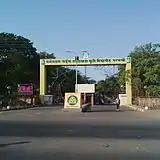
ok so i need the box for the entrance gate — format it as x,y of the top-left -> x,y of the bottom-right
40,57 -> 132,105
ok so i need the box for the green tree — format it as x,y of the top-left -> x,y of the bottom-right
96,76 -> 120,97
118,43 -> 160,97
0,32 -> 94,96
48,66 -> 96,96
0,32 -> 39,92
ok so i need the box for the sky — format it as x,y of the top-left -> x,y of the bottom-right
0,0 -> 160,81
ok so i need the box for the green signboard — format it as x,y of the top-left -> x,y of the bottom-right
42,57 -> 130,65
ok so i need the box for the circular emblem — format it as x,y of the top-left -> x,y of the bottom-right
67,95 -> 78,105
83,53 -> 89,59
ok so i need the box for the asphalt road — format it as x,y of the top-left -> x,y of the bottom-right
0,105 -> 160,160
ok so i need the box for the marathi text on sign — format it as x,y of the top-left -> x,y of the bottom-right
17,84 -> 33,96
42,57 -> 130,65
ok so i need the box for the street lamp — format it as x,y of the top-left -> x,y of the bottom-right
82,51 -> 89,81
66,50 -> 79,92
66,50 -> 89,92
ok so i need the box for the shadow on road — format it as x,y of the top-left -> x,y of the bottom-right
0,141 -> 31,148
0,150 -> 159,160
91,105 -> 133,112
0,120 -> 160,140
91,109 -> 124,112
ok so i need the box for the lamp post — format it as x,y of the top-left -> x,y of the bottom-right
66,51 -> 79,92
75,56 -> 78,92
82,51 -> 89,81
67,50 -> 88,92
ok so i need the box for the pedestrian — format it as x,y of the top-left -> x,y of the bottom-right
116,95 -> 120,111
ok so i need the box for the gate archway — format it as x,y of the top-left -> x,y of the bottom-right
40,57 -> 132,105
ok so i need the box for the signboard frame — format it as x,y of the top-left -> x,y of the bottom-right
75,84 -> 95,93
64,92 -> 81,109
17,84 -> 34,96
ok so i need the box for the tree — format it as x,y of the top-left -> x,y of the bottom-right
39,51 -> 56,59
96,76 -> 120,97
48,66 -> 96,97
0,32 -> 94,97
0,32 -> 39,92
118,43 -> 160,97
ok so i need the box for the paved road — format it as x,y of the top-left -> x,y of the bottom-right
0,105 -> 160,160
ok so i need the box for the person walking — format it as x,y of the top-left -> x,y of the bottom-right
116,95 -> 120,111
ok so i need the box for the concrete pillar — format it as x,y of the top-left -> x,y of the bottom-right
91,94 -> 94,106
40,60 -> 46,104
84,93 -> 86,103
125,60 -> 132,105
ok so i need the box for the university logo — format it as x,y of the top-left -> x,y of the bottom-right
67,95 -> 78,105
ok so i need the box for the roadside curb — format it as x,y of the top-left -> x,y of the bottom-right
0,105 -> 37,112
125,105 -> 148,112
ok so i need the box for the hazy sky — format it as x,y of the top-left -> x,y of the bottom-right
0,0 -> 159,81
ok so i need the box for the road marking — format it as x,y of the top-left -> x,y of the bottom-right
27,114 -> 34,117
68,129 -> 72,132
36,113 -> 40,115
